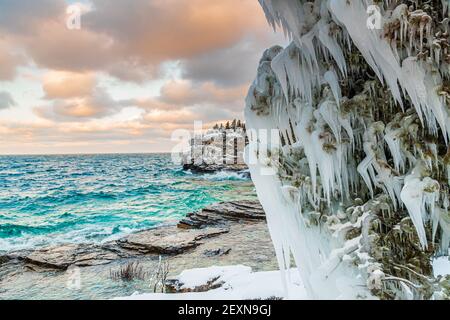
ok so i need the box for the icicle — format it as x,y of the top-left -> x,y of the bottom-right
324,68 -> 342,108
249,0 -> 450,300
400,161 -> 440,249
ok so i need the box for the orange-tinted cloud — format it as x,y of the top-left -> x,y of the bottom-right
35,87 -> 122,121
37,70 -> 122,121
43,71 -> 96,99
0,0 -> 281,153
160,80 -> 247,106
0,41 -> 23,80
85,0 -> 267,63
1,0 -> 271,82
21,21 -> 116,73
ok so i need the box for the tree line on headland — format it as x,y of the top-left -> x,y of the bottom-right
212,119 -> 246,131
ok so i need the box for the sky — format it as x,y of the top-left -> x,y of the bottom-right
0,0 -> 286,155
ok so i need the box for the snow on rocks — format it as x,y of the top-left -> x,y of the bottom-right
114,265 -> 306,300
181,126 -> 248,174
433,256 -> 450,278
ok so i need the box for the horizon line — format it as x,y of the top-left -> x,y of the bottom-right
0,151 -> 173,156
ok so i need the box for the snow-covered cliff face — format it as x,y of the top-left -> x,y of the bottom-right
182,128 -> 247,167
245,0 -> 450,299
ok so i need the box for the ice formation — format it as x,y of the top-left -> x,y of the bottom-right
116,266 -> 307,300
246,0 -> 450,299
180,126 -> 247,167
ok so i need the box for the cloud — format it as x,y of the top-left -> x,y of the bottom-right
35,87 -> 124,121
21,21 -> 116,73
84,0 -> 267,64
43,71 -> 96,99
0,0 -> 65,35
106,60 -> 156,83
0,91 -> 16,109
0,0 -> 271,82
181,36 -> 271,87
118,79 -> 248,117
35,75 -> 245,124
159,80 -> 247,107
143,105 -> 236,127
36,71 -> 126,122
0,0 -> 280,153
120,97 -> 175,112
0,50 -> 19,80
0,41 -> 23,80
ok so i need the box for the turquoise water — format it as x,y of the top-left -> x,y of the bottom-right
0,153 -> 255,252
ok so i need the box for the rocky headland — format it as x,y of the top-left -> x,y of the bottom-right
181,121 -> 249,175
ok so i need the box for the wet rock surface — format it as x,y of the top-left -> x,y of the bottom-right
10,244 -> 127,271
183,163 -> 249,176
0,200 -> 265,273
117,226 -> 229,255
203,248 -> 231,257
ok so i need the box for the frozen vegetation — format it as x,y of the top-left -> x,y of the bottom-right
244,0 -> 450,299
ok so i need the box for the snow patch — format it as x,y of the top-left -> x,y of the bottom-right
433,256 -> 450,278
114,266 -> 307,300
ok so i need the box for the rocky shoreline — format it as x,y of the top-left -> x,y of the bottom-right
0,200 -> 272,276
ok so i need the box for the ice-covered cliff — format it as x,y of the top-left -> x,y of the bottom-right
245,0 -> 450,299
181,123 -> 248,173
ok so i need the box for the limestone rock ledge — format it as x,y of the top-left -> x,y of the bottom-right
178,200 -> 265,229
0,200 -> 264,272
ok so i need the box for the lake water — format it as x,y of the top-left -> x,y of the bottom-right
0,153 -> 256,253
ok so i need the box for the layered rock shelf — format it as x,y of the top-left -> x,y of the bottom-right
0,200 -> 266,273
178,200 -> 265,229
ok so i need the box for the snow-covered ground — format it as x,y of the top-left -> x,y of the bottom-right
114,265 -> 306,300
115,259 -> 449,300
433,257 -> 450,278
